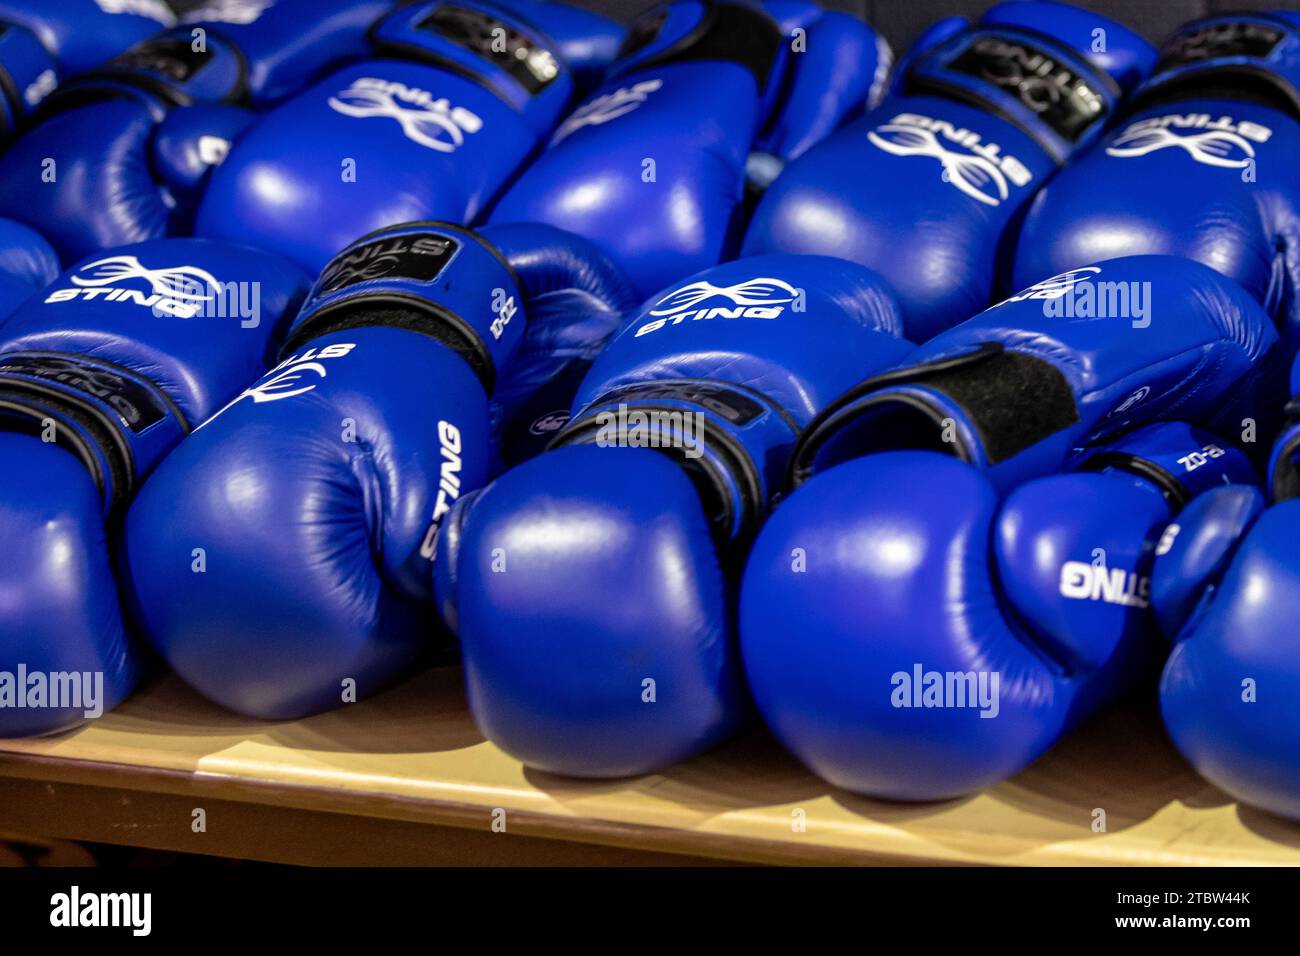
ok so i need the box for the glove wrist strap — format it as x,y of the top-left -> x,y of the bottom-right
0,351 -> 189,516
370,1 -> 570,130
611,2 -> 782,94
906,25 -> 1120,162
48,30 -> 250,113
790,344 -> 1079,488
1136,14 -> 1300,118
283,222 -> 526,395
552,379 -> 792,548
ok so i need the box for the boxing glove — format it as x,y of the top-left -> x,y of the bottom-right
0,0 -> 390,262
1150,341 -> 1300,820
0,218 -> 58,319
791,256 -> 1282,497
1153,484 -> 1300,821
747,423 -> 1252,800
438,255 -> 912,777
737,256 -> 1282,800
486,222 -> 638,471
0,0 -> 175,77
0,239 -> 308,737
0,19 -> 57,143
744,1 -> 1156,341
122,220 -> 634,720
1015,11 -> 1300,354
487,0 -> 891,298
746,1 -> 894,192
195,0 -> 583,274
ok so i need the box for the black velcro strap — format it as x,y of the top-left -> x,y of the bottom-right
789,344 -> 1079,487
902,348 -> 1079,462
281,296 -> 496,395
551,385 -> 768,549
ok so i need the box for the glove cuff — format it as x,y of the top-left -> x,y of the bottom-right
283,221 -> 526,395
610,1 -> 783,94
1269,417 -> 1300,500
553,379 -> 797,547
1075,421 -> 1257,510
1136,13 -> 1300,117
46,28 -> 250,115
0,351 -> 188,516
905,22 -> 1122,162
371,1 -> 573,135
789,343 -> 1078,488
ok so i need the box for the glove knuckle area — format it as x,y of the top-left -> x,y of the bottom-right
456,445 -> 738,777
742,452 -> 1064,798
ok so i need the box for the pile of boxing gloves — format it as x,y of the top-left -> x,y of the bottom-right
0,0 -> 1299,826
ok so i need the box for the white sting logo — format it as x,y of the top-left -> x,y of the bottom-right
552,79 -> 663,143
180,0 -> 273,24
1059,562 -> 1149,607
71,256 -> 218,300
97,0 -> 176,24
996,266 -> 1102,306
237,363 -> 327,404
328,79 -> 484,152
419,420 -> 467,560
649,278 -> 799,314
213,343 -> 356,420
44,256 -> 221,318
868,113 -> 1033,207
1105,114 -> 1272,168
635,277 -> 800,336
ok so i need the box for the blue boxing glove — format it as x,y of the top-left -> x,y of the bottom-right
0,0 -> 391,262
1154,490 -> 1300,822
791,257 -> 1281,495
743,422 -> 1256,800
1149,345 -> 1300,821
1016,11 -> 1300,354
744,1 -> 1156,341
487,0 -> 890,298
1152,471 -> 1300,821
122,221 -> 634,720
0,238 -> 309,737
195,1 -> 588,274
0,0 -> 174,77
484,222 -> 638,472
744,0 -> 893,191
0,18 -> 57,143
437,255 -> 912,778
738,255 -> 1284,800
0,217 -> 58,319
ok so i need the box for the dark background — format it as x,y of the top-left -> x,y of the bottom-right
569,1 -> 1300,55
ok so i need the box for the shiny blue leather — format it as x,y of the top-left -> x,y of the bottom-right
744,1 -> 1157,341
0,238 -> 309,737
122,221 -> 633,720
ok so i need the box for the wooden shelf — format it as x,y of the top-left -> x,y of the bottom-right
2,668 -> 1298,866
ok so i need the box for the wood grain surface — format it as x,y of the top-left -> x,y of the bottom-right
1,668 -> 1298,866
